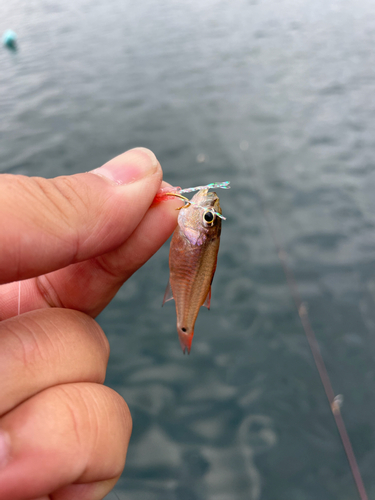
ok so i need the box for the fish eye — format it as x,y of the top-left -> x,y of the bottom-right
203,209 -> 215,225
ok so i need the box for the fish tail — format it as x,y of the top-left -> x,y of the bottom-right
178,327 -> 194,354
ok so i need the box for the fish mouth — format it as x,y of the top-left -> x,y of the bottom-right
178,327 -> 194,354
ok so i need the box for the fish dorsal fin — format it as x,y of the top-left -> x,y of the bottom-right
162,279 -> 174,306
203,287 -> 211,310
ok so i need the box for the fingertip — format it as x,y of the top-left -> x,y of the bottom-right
152,180 -> 185,211
131,147 -> 160,169
90,147 -> 161,186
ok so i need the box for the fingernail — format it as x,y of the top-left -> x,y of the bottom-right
0,429 -> 10,470
90,148 -> 159,185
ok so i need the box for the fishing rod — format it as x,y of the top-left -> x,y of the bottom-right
241,146 -> 368,500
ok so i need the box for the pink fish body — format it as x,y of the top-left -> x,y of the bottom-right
163,188 -> 222,353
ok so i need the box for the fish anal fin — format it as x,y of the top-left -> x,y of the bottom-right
203,287 -> 211,310
162,279 -> 174,306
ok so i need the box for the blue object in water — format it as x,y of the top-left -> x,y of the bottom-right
2,30 -> 17,48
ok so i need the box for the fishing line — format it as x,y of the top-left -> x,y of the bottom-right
242,151 -> 368,500
17,281 -> 21,316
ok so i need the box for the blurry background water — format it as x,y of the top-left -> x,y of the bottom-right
1,0 -> 375,498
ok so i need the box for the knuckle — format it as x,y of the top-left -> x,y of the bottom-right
0,309 -> 109,399
56,384 -> 132,477
42,308 -> 110,381
2,314 -> 54,370
15,176 -> 94,256
2,174 -> 88,231
37,175 -> 90,227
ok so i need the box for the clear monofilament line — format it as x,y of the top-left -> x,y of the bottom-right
18,281 -> 21,316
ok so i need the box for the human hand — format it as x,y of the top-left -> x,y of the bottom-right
0,148 -> 181,500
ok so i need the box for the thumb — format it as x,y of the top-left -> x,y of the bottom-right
0,148 -> 162,284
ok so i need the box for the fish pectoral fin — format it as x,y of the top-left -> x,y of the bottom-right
203,287 -> 211,310
162,279 -> 174,306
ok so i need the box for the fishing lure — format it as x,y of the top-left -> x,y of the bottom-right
161,181 -> 230,353
154,181 -> 230,219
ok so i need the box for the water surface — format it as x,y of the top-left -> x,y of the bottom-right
1,0 -> 375,498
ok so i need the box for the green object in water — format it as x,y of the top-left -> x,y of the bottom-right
2,30 -> 17,48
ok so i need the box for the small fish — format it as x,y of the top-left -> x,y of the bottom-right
163,188 -> 223,354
